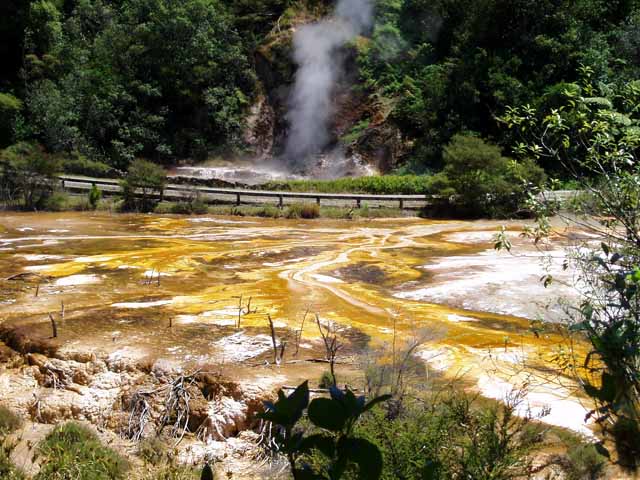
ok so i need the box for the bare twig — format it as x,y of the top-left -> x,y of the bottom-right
48,313 -> 57,338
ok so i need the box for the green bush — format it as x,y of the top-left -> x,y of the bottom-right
88,184 -> 101,210
259,381 -> 390,480
0,142 -> 60,209
35,422 -> 130,480
120,159 -> 167,212
0,406 -> 22,435
562,436 -> 607,480
166,197 -> 209,215
286,203 -> 320,219
261,175 -> 433,195
0,447 -> 25,480
43,191 -> 69,211
61,153 -> 115,178
351,392 -> 547,480
436,134 -> 546,218
318,371 -> 336,388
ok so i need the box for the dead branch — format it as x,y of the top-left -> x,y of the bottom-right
294,308 -> 310,356
267,314 -> 283,365
48,313 -> 58,338
127,391 -> 152,442
315,314 -> 342,386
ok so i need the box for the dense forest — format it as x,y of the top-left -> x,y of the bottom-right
1,0 -> 639,175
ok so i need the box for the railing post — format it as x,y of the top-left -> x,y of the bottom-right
316,197 -> 321,206
236,193 -> 241,206
278,195 -> 283,209
356,198 -> 361,208
399,199 -> 404,209
61,179 -> 65,190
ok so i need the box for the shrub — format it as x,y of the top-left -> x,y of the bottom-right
252,205 -> 282,218
0,446 -> 25,480
0,142 -> 60,209
61,153 -> 115,178
43,191 -> 69,211
35,422 -> 130,480
88,184 -> 101,210
286,203 -> 320,219
352,391 -> 547,480
0,406 -> 22,435
120,159 -> 166,212
437,134 -> 545,218
138,437 -> 167,466
318,371 -> 335,388
261,175 -> 433,195
562,438 -> 607,480
259,381 -> 390,480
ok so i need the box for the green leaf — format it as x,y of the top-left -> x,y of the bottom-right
599,373 -> 616,402
259,381 -> 309,427
340,437 -> 383,480
362,394 -> 392,413
308,398 -> 348,432
299,433 -> 336,458
201,463 -> 214,480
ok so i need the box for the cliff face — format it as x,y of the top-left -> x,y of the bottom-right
242,4 -> 408,174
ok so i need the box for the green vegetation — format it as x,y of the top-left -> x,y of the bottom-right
259,381 -> 391,480
499,74 -> 640,469
0,0 -> 637,217
357,0 -> 640,171
0,142 -> 59,210
285,202 -> 321,219
0,406 -> 22,436
35,422 -> 130,479
120,159 -> 167,212
0,406 -> 25,479
260,381 -> 607,480
262,175 -> 433,195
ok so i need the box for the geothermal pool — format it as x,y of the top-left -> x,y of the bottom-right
0,212 -> 593,436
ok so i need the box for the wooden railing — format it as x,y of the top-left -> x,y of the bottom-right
57,175 -> 436,209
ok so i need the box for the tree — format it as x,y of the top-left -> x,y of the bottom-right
500,69 -> 640,469
434,133 -> 545,217
0,93 -> 22,147
0,142 -> 59,209
120,158 -> 166,212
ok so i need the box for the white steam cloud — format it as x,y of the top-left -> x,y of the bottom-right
283,0 -> 373,165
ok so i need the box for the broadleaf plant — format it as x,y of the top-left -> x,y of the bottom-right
258,381 -> 390,479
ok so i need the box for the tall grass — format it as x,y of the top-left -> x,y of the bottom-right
261,175 -> 435,195
36,422 -> 129,480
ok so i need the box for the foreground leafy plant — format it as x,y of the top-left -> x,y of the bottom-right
259,381 -> 390,479
500,69 -> 640,469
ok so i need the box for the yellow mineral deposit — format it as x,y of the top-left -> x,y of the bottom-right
0,212 -> 593,435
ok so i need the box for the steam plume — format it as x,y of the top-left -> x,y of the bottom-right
283,0 -> 373,166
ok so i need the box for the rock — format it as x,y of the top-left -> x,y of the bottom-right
352,122 -> 406,172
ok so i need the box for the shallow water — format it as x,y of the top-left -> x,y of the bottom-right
0,212 -> 593,434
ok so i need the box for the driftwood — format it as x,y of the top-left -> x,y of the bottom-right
6,272 -> 50,282
125,370 -> 202,446
127,391 -> 153,442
